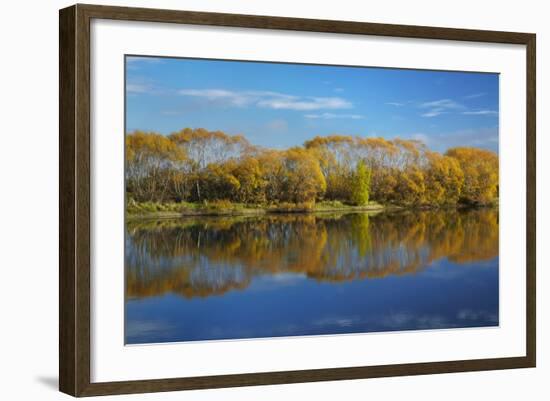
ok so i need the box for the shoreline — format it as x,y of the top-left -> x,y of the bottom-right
126,202 -> 497,221
126,204 -> 388,221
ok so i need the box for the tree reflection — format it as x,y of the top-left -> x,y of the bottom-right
126,209 -> 498,299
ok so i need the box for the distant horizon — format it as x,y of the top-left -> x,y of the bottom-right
126,56 -> 499,153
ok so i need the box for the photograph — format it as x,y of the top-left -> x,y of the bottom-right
124,56 -> 500,345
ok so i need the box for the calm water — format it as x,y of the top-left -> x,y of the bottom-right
125,209 -> 499,344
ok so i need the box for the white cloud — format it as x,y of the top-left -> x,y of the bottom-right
126,56 -> 164,64
411,133 -> 430,143
471,136 -> 499,145
126,83 -> 153,94
178,89 -> 255,106
126,57 -> 165,71
393,127 -> 498,153
434,127 -> 499,151
463,92 -> 486,99
420,99 -> 463,110
304,113 -> 364,120
178,88 -> 353,111
126,76 -> 164,95
419,98 -> 464,118
385,102 -> 405,107
462,110 -> 498,116
260,97 -> 351,111
421,108 -> 447,118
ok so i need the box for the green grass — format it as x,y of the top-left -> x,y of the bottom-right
267,202 -> 315,213
126,200 -> 199,215
126,199 -> 262,218
202,199 -> 246,211
315,200 -> 384,211
126,199 -> 388,218
315,200 -> 345,209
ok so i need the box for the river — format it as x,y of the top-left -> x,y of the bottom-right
125,208 -> 499,344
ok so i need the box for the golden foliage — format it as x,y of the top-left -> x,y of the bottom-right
126,129 -> 498,207
446,147 -> 499,205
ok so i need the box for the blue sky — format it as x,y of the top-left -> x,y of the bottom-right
126,56 -> 499,153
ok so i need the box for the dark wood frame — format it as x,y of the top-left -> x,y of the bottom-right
59,3 -> 536,397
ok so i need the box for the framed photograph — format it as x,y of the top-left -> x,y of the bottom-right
59,4 -> 536,397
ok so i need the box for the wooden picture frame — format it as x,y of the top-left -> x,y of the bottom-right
59,3 -> 536,397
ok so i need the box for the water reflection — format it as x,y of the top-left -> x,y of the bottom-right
126,209 -> 498,297
125,209 -> 499,343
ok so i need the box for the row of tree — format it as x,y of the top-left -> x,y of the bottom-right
126,128 -> 499,206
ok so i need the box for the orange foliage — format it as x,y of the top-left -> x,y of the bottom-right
126,129 -> 498,207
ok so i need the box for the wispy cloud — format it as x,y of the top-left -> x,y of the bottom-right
463,92 -> 486,99
178,89 -> 353,111
411,133 -> 430,143
420,99 -> 463,109
419,99 -> 464,118
421,109 -> 447,118
430,127 -> 498,152
462,110 -> 498,116
126,56 -> 164,64
126,83 -> 153,94
392,127 -> 498,153
387,98 -> 493,118
304,113 -> 364,120
126,57 -> 165,71
260,96 -> 351,111
178,89 -> 255,106
126,76 -> 162,95
471,135 -> 499,145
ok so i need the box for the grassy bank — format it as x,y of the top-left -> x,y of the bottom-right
126,200 -> 388,220
126,199 -> 498,220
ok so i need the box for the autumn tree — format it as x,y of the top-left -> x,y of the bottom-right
393,167 -> 426,206
305,136 -> 430,205
168,128 -> 252,201
424,152 -> 464,206
126,131 -> 185,202
125,129 -> 498,208
198,157 -> 267,203
169,128 -> 252,169
232,156 -> 267,204
279,148 -> 326,203
350,160 -> 372,206
305,135 -> 355,201
257,150 -> 285,203
200,163 -> 241,201
446,147 -> 498,205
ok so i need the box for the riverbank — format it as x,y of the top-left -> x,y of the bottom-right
126,199 -> 498,220
126,200 -> 391,220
